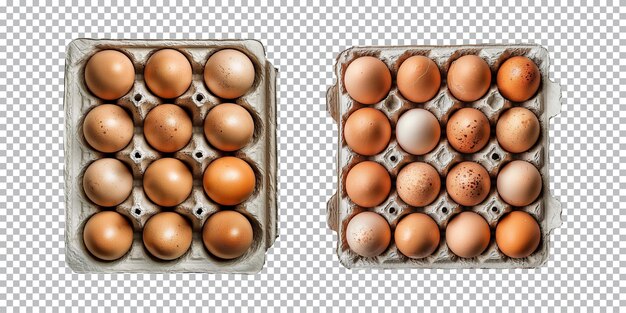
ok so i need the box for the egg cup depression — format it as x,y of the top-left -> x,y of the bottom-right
64,39 -> 277,273
327,44 -> 562,269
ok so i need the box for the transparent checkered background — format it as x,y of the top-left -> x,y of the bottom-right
0,1 -> 624,312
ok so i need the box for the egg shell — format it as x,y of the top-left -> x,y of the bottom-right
495,211 -> 541,258
343,107 -> 391,156
204,49 -> 256,99
202,210 -> 254,259
445,211 -> 491,258
447,55 -> 492,102
84,50 -> 135,100
496,107 -> 540,153
83,211 -> 133,261
82,158 -> 133,207
143,158 -> 193,207
497,56 -> 541,102
82,104 -> 134,153
496,160 -> 542,206
142,212 -> 192,261
143,104 -> 193,153
446,161 -> 491,206
345,161 -> 391,208
343,56 -> 391,104
203,156 -> 256,206
396,55 -> 441,103
396,162 -> 441,207
394,213 -> 440,259
204,103 -> 255,152
446,107 -> 491,153
345,211 -> 391,257
395,108 -> 441,155
144,49 -> 192,99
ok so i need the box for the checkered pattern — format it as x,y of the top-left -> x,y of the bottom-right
0,1 -> 623,312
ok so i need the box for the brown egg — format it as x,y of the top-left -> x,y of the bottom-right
397,55 -> 441,103
445,211 -> 491,258
496,107 -> 540,153
83,158 -> 133,207
446,162 -> 491,206
83,211 -> 133,261
84,50 -> 135,100
446,108 -> 491,153
394,213 -> 440,258
142,212 -> 192,260
396,162 -> 441,207
144,49 -> 192,99
203,157 -> 256,206
143,104 -> 192,153
345,161 -> 391,208
447,55 -> 492,102
202,210 -> 254,259
204,49 -> 256,99
496,211 -> 541,258
343,108 -> 391,156
345,211 -> 391,257
343,56 -> 391,104
82,104 -> 134,153
204,103 -> 254,151
143,158 -> 193,207
497,56 -> 541,102
395,108 -> 441,155
497,160 -> 542,206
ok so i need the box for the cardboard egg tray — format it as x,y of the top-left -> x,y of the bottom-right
64,39 -> 277,273
326,44 -> 562,269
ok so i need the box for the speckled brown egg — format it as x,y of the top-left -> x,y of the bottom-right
447,55 -> 492,102
345,161 -> 391,208
142,212 -> 192,261
84,50 -> 135,100
204,49 -> 256,99
496,107 -> 540,153
497,160 -> 542,206
396,162 -> 441,207
83,211 -> 133,261
397,55 -> 441,103
203,156 -> 256,206
446,162 -> 491,206
343,56 -> 392,104
83,158 -> 133,207
203,210 -> 254,259
445,211 -> 491,258
394,213 -> 440,259
343,108 -> 391,156
144,49 -> 192,99
143,158 -> 193,207
345,211 -> 391,257
143,104 -> 192,153
497,56 -> 541,102
446,108 -> 491,153
82,104 -> 134,153
496,210 -> 541,258
204,103 -> 254,152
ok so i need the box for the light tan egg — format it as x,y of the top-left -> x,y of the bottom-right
203,210 -> 254,259
83,211 -> 133,261
496,107 -> 540,153
144,49 -> 192,99
445,211 -> 491,258
343,56 -> 392,104
343,108 -> 391,156
397,55 -> 441,103
496,160 -> 542,206
204,49 -> 256,99
204,103 -> 254,151
82,158 -> 133,207
447,55 -> 492,102
395,108 -> 441,155
143,158 -> 193,207
446,108 -> 491,153
496,211 -> 541,258
203,157 -> 256,206
142,212 -> 192,261
394,213 -> 440,259
396,162 -> 441,207
345,161 -> 391,208
143,104 -> 193,153
82,104 -> 134,153
345,211 -> 391,257
84,50 -> 135,100
446,162 -> 491,206
497,56 -> 541,102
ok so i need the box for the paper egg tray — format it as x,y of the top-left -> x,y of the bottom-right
64,39 -> 277,273
326,44 -> 563,269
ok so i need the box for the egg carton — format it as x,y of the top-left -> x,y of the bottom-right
326,44 -> 563,269
64,39 -> 277,273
